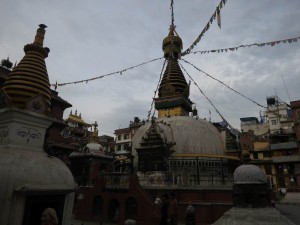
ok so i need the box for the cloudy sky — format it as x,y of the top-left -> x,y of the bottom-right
1,0 -> 299,135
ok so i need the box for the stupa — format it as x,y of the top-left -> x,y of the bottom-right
0,25 -> 75,225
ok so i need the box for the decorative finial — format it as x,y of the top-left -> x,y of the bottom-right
39,24 -> 47,29
162,25 -> 182,59
34,24 -> 47,46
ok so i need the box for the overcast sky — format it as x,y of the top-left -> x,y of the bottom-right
1,0 -> 300,135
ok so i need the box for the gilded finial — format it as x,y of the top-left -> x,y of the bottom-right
34,24 -> 47,46
162,25 -> 182,59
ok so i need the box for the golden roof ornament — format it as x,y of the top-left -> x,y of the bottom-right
155,24 -> 192,116
162,25 -> 183,59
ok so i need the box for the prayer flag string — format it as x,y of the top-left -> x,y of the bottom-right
181,0 -> 228,56
190,36 -> 300,55
52,57 -> 164,87
51,35 -> 299,88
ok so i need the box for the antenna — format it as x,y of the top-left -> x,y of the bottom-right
281,74 -> 291,103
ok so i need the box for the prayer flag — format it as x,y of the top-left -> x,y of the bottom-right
217,7 -> 221,28
220,2 -> 223,9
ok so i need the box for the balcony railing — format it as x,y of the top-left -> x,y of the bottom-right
137,171 -> 233,188
101,171 -> 234,190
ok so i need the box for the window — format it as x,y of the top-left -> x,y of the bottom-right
264,165 -> 272,175
263,151 -> 271,158
253,152 -> 258,159
124,134 -> 129,139
124,144 -> 129,150
117,145 -> 121,151
117,135 -> 122,140
287,164 -> 295,174
271,120 -> 277,125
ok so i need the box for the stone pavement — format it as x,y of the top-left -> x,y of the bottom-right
71,219 -> 185,225
275,192 -> 300,225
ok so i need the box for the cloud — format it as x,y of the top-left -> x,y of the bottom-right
1,0 -> 300,135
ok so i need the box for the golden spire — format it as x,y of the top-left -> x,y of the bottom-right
155,26 -> 192,117
2,24 -> 51,114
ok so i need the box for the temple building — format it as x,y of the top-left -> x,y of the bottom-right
132,25 -> 240,187
74,26 -> 240,225
0,25 -> 75,225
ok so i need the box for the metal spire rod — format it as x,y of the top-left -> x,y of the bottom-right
170,0 -> 175,26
